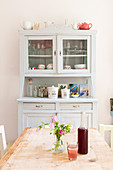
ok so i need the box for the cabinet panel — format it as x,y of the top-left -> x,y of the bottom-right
59,113 -> 91,128
58,36 -> 90,74
23,103 -> 56,110
24,113 -> 55,128
25,36 -> 56,74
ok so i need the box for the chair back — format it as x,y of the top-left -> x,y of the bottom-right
99,124 -> 113,151
0,125 -> 7,158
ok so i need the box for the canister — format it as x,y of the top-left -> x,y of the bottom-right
47,86 -> 58,99
61,89 -> 70,99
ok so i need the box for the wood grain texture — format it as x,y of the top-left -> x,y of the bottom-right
0,128 -> 113,170
0,127 -> 30,168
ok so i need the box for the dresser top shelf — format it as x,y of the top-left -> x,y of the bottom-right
17,97 -> 98,103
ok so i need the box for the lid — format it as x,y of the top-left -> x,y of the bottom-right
28,78 -> 32,82
47,85 -> 58,89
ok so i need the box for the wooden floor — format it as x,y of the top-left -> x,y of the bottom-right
0,127 -> 113,170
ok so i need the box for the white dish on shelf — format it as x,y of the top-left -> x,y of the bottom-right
71,95 -> 79,98
64,65 -> 71,69
38,64 -> 45,69
74,64 -> 86,69
47,64 -> 53,69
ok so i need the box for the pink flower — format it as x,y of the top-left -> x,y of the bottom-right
58,130 -> 65,135
70,125 -> 75,132
61,121 -> 66,125
49,123 -> 55,129
36,127 -> 39,132
51,115 -> 58,122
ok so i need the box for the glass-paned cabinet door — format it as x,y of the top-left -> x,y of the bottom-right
59,36 -> 90,73
25,36 -> 56,73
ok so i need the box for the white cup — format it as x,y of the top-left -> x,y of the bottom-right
72,23 -> 78,30
61,89 -> 70,99
22,21 -> 33,30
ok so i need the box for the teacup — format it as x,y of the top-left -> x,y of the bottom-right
71,23 -> 78,30
22,21 -> 33,30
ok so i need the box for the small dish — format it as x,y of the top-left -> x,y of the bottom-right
64,65 -> 71,69
74,64 -> 86,69
38,64 -> 45,69
71,95 -> 79,98
47,64 -> 53,69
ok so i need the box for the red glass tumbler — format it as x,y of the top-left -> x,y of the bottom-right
67,144 -> 78,160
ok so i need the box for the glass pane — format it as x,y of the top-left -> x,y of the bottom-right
28,40 -> 53,70
63,40 -> 87,70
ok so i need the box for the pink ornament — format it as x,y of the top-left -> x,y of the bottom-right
51,115 -> 58,122
36,127 -> 39,132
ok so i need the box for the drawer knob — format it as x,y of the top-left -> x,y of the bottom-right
73,105 -> 80,108
36,105 -> 41,108
36,105 -> 43,108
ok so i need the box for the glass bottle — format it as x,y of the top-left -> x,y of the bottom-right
40,86 -> 44,98
78,112 -> 88,154
43,83 -> 48,97
38,85 -> 41,97
34,85 -> 37,98
27,79 -> 33,97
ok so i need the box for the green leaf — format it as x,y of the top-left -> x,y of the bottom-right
61,140 -> 63,145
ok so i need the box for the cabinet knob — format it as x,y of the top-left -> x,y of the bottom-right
59,51 -> 61,56
35,105 -> 43,108
73,105 -> 80,108
36,105 -> 41,108
54,51 -> 56,56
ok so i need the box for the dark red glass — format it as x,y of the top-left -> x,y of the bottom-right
78,127 -> 88,154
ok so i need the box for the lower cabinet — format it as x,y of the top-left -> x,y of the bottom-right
18,100 -> 97,135
59,113 -> 91,128
24,113 -> 55,128
23,113 -> 91,129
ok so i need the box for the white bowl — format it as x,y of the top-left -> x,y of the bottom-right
64,65 -> 71,69
74,64 -> 86,69
38,64 -> 45,69
71,95 -> 79,98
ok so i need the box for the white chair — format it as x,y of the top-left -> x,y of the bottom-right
99,124 -> 113,151
0,125 -> 7,158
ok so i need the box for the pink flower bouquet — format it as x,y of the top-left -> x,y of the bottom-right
37,115 -> 71,152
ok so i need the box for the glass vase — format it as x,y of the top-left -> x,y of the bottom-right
52,138 -> 64,153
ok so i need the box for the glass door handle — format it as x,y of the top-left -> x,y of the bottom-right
54,51 -> 56,56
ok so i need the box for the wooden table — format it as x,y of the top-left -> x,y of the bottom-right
0,127 -> 113,170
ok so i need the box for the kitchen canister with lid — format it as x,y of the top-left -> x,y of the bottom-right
47,85 -> 58,99
61,89 -> 70,99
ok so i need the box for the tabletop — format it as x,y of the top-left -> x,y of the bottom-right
0,127 -> 113,170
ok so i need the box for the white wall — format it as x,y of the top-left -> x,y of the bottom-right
0,0 -> 113,142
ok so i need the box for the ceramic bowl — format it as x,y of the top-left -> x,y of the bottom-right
71,95 -> 79,98
47,64 -> 53,69
64,65 -> 71,69
38,64 -> 45,69
74,64 -> 86,69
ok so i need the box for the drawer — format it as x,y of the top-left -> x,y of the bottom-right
23,103 -> 56,110
60,103 -> 92,110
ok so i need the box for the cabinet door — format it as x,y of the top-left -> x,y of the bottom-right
25,36 -> 56,74
59,113 -> 91,128
23,113 -> 55,130
58,36 -> 90,74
